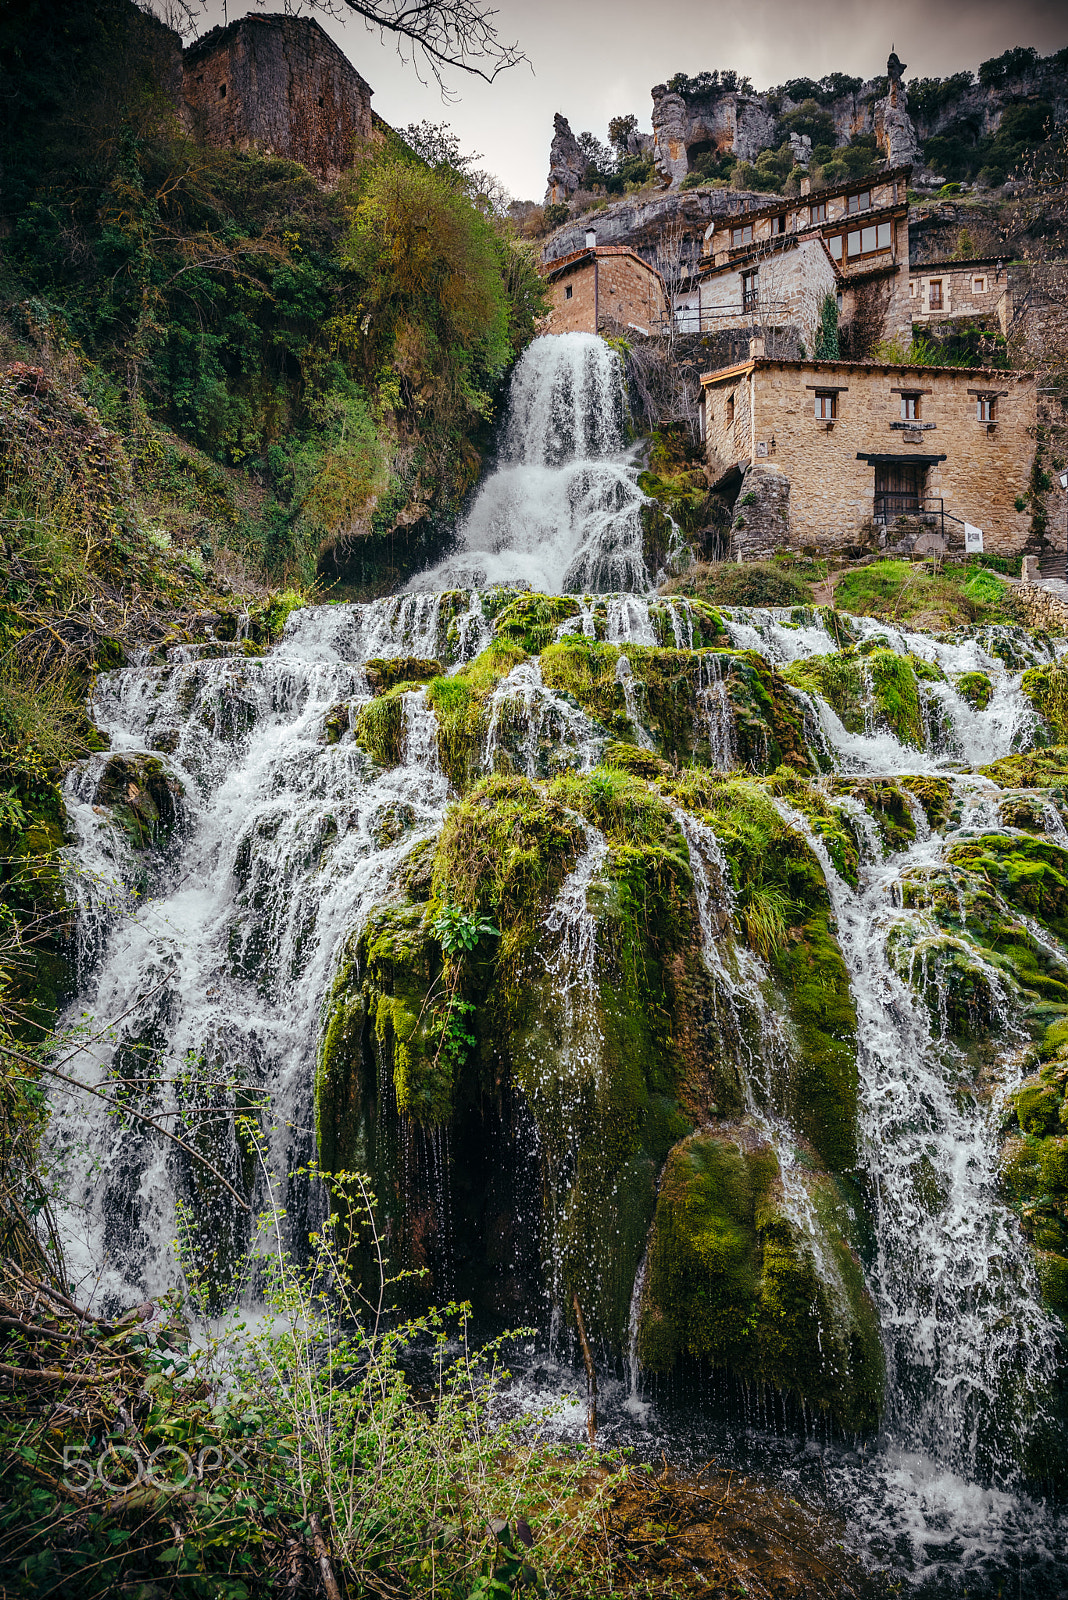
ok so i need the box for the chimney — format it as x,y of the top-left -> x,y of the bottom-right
585,228 -> 597,250
749,336 -> 765,360
800,175 -> 811,196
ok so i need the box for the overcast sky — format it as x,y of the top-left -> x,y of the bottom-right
180,0 -> 1067,200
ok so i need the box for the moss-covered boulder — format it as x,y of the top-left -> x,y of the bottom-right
365,656 -> 441,693
1001,1036 -> 1068,1323
638,1128 -> 883,1432
93,752 -> 184,850
784,646 -> 926,748
1022,662 -> 1068,743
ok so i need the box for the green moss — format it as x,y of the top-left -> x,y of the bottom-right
667,774 -> 858,1172
424,641 -> 529,792
1022,663 -> 1068,743
638,1129 -> 883,1431
785,647 -> 933,748
365,656 -> 441,693
947,834 -> 1068,943
980,748 -> 1068,789
492,593 -> 581,654
829,778 -> 917,856
353,690 -> 406,767
541,636 -> 625,731
955,671 -> 993,710
432,775 -> 584,967
899,775 -> 953,830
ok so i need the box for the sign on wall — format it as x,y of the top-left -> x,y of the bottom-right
964,523 -> 984,553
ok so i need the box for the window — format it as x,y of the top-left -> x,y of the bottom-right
726,394 -> 735,424
910,280 -> 917,297
731,223 -> 753,248
828,221 -> 891,260
900,394 -> 920,421
836,291 -> 844,312
973,275 -> 987,294
564,285 -> 573,300
929,279 -> 943,310
809,201 -> 827,224
847,189 -> 871,214
742,268 -> 759,311
771,214 -> 786,235
977,395 -> 997,421
814,391 -> 837,421
218,82 -> 226,98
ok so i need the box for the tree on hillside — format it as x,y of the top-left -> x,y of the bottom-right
151,0 -> 527,88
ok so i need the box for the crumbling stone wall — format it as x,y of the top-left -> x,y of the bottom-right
730,463 -> 791,558
183,15 -> 373,183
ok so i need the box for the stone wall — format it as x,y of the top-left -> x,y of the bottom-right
183,15 -> 372,183
1012,582 -> 1068,634
702,358 -> 1037,554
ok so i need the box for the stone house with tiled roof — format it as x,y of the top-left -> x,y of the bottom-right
699,351 -> 1036,558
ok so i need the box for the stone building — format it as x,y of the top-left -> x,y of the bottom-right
182,14 -> 374,183
545,242 -> 667,336
684,167 -> 913,351
909,257 -> 1011,328
699,352 -> 1036,556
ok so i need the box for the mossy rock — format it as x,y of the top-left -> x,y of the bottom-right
899,775 -> 953,830
93,752 -> 184,850
980,748 -> 1068,789
638,1128 -> 883,1432
784,647 -> 924,748
886,926 -> 999,1043
1022,662 -> 1068,743
955,671 -> 993,710
648,598 -> 725,650
353,690 -> 406,767
492,593 -> 581,654
828,778 -> 917,856
946,833 -> 1068,943
998,793 -> 1054,834
426,643 -> 529,792
669,774 -> 859,1172
365,656 -> 441,694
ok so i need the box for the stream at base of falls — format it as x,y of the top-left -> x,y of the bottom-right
48,333 -> 1068,1596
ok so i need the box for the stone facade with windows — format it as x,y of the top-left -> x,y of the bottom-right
700,355 -> 1036,557
545,246 -> 667,336
909,258 -> 1010,326
680,167 -> 913,349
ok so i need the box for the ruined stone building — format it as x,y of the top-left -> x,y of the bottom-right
700,353 -> 1036,557
681,167 -> 913,352
544,241 -> 666,336
182,15 -> 375,183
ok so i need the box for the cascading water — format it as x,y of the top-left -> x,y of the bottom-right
51,332 -> 1068,1594
408,332 -> 664,595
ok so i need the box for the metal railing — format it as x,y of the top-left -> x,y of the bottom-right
874,497 -> 967,539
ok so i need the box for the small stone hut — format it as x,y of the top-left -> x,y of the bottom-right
545,243 -> 667,336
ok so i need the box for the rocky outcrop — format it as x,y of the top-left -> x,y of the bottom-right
540,187 -> 771,269
872,52 -> 924,170
651,82 -> 779,188
545,112 -> 588,205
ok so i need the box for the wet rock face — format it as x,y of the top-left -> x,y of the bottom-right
93,753 -> 184,850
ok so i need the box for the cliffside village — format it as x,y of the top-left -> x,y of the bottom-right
144,12 -> 1064,566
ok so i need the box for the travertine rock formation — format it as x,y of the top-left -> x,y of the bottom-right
183,14 -> 373,184
545,113 -> 588,205
872,52 -> 923,169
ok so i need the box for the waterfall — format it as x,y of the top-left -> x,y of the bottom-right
409,333 -> 661,594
